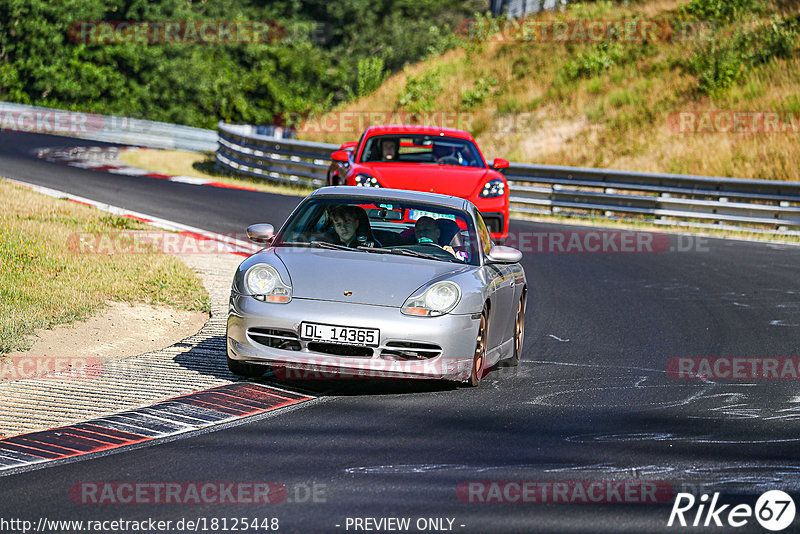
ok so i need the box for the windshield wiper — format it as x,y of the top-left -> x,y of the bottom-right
309,240 -> 355,251
357,246 -> 442,262
277,241 -> 313,247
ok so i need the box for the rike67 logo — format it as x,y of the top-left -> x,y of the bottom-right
668,491 -> 796,531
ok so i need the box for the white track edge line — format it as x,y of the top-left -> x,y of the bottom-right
3,177 -> 260,255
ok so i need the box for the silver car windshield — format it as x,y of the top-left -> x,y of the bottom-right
275,198 -> 480,265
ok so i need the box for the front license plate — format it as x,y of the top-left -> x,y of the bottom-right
300,322 -> 380,347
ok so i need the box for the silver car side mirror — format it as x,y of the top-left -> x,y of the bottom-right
246,223 -> 275,244
486,245 -> 522,263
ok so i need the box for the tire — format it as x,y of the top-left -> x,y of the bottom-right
509,294 -> 526,367
468,310 -> 488,387
227,354 -> 268,378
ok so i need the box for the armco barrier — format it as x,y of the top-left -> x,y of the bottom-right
216,123 -> 334,187
505,163 -> 800,231
0,101 -> 217,152
216,121 -> 800,234
4,101 -> 796,234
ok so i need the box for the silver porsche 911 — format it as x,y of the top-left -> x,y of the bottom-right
226,187 -> 526,386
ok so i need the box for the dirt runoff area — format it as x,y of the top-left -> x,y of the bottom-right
0,251 -> 246,383
3,301 -> 208,371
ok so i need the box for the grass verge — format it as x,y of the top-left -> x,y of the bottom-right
0,180 -> 210,354
118,149 -> 314,197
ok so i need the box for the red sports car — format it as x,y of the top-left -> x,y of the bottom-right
327,125 -> 510,241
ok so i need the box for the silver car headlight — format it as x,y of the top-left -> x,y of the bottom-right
401,281 -> 461,317
355,173 -> 382,187
479,178 -> 505,198
244,264 -> 292,303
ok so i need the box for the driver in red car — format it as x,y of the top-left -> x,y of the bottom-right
432,143 -> 460,165
380,138 -> 399,161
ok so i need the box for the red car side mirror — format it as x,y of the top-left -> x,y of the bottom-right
491,158 -> 510,170
331,150 -> 350,162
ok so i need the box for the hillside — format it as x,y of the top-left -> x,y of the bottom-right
0,0 -> 482,128
298,0 -> 800,180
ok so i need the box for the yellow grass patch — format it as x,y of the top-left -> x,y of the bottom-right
0,180 -> 210,353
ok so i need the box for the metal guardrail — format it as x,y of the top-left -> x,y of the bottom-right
7,101 -> 796,232
216,122 -> 335,187
493,0 -> 561,19
216,121 -> 800,234
505,164 -> 800,231
0,101 -> 217,152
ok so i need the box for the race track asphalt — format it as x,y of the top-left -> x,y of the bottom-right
1,131 -> 799,533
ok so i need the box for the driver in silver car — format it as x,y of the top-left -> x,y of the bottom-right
328,205 -> 381,248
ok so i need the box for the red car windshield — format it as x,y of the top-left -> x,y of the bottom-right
360,134 -> 484,168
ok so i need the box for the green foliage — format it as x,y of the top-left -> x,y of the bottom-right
460,76 -> 498,109
357,57 -> 387,98
780,94 -> 800,114
567,0 -> 615,21
460,11 -> 502,43
740,16 -> 799,64
688,16 -> 798,94
0,0 -> 481,127
397,69 -> 443,112
688,37 -> 744,94
681,0 -> 762,22
511,56 -> 531,80
564,42 -> 624,80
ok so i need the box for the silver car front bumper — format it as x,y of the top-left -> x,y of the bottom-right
227,293 -> 480,381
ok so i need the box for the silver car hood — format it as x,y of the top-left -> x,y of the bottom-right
275,247 -> 469,306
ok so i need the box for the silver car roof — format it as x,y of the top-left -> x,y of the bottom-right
309,186 -> 471,212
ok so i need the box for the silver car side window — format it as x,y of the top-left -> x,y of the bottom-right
475,212 -> 493,256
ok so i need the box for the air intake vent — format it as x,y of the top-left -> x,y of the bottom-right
247,328 -> 301,351
381,341 -> 442,360
307,342 -> 373,358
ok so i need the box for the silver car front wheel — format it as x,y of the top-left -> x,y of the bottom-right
468,310 -> 487,387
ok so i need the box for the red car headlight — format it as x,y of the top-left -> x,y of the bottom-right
355,173 -> 382,187
479,179 -> 506,198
